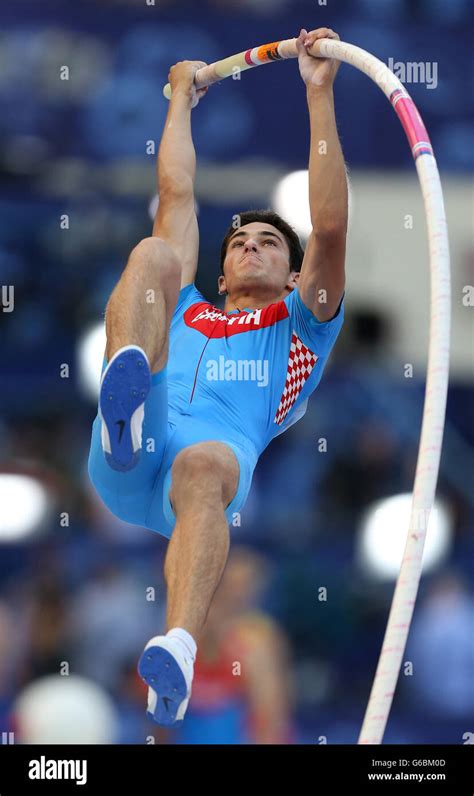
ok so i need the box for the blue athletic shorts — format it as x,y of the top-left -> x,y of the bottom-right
88,361 -> 257,540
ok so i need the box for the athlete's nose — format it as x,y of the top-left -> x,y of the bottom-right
243,239 -> 258,252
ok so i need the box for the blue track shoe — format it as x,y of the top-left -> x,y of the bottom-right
137,636 -> 194,727
99,345 -> 151,472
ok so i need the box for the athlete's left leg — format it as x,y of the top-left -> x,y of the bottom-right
136,440 -> 240,726
164,441 -> 240,640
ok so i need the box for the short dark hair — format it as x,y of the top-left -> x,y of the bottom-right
219,209 -> 304,275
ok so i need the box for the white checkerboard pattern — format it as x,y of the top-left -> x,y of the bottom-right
274,332 -> 318,425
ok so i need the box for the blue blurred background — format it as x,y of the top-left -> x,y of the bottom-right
0,0 -> 473,745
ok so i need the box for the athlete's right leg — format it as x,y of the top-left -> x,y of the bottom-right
88,236 -> 181,505
104,236 -> 181,374
99,236 -> 182,471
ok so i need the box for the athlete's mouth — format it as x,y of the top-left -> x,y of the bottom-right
241,252 -> 261,263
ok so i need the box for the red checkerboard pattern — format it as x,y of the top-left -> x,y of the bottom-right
274,332 -> 318,425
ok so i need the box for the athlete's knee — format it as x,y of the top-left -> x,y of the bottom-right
128,237 -> 181,286
170,442 -> 239,510
171,443 -> 228,488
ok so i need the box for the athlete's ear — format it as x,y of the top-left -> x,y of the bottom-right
287,270 -> 300,290
218,274 -> 227,295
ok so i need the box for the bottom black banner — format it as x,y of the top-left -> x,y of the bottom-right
0,743 -> 472,793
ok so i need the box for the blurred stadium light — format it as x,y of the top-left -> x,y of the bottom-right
14,674 -> 118,744
272,170 -> 312,239
357,493 -> 452,580
272,168 -> 353,239
0,474 -> 52,542
77,322 -> 106,402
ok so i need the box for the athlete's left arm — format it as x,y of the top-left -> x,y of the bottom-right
296,27 -> 348,322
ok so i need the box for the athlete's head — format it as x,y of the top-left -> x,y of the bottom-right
218,209 -> 304,300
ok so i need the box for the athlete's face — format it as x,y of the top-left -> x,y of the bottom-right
218,222 -> 299,299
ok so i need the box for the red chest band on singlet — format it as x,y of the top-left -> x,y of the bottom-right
183,301 -> 288,338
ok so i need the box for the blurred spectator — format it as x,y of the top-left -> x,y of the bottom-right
404,573 -> 474,722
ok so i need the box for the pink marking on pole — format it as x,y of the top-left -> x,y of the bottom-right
244,49 -> 254,66
390,92 -> 433,159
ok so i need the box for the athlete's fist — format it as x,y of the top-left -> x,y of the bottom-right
296,27 -> 341,90
168,60 -> 209,108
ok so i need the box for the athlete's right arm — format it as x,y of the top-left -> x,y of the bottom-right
152,61 -> 208,288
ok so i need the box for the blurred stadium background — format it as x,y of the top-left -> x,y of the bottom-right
0,0 -> 473,744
